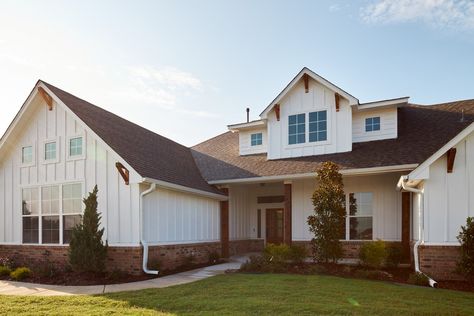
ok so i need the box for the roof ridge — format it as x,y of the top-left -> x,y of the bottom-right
409,98 -> 474,107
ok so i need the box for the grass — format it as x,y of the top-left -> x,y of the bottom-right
1,273 -> 474,315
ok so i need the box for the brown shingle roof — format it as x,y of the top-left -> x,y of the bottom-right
192,100 -> 474,182
41,81 -> 223,195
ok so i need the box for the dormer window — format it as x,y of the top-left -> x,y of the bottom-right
365,117 -> 380,132
251,133 -> 263,146
309,110 -> 327,142
288,114 -> 305,145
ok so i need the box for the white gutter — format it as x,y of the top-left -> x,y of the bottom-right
140,183 -> 158,275
143,177 -> 227,201
397,176 -> 437,288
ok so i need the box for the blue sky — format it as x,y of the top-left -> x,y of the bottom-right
1,0 -> 473,146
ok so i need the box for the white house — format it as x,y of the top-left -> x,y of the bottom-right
0,68 -> 472,280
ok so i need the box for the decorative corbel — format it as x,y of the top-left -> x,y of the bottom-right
115,162 -> 130,185
38,87 -> 53,111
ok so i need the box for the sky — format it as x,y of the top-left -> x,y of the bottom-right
1,0 -> 473,146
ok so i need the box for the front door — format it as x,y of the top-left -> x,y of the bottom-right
266,208 -> 284,244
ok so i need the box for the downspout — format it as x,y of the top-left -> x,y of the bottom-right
398,176 -> 437,288
140,182 -> 158,275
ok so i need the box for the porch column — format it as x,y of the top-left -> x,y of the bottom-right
284,181 -> 292,245
401,192 -> 411,260
220,188 -> 230,258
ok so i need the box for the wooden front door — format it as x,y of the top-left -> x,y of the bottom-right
266,208 -> 284,244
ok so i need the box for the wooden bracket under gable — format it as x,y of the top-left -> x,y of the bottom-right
447,148 -> 457,173
335,93 -> 340,112
303,73 -> 309,93
274,104 -> 280,121
38,87 -> 53,111
115,162 -> 130,185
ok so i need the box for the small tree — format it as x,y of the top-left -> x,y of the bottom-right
68,185 -> 107,273
457,217 -> 474,282
307,161 -> 346,263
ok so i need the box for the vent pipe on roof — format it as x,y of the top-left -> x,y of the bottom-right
246,107 -> 250,122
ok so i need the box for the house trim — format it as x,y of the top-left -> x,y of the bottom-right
143,177 -> 228,201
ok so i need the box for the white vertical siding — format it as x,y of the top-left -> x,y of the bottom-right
142,187 -> 220,244
238,128 -> 268,155
267,79 -> 352,160
0,94 -> 140,245
229,185 -> 251,240
292,173 -> 403,241
352,108 -> 398,143
424,131 -> 474,243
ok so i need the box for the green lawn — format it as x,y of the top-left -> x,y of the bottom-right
1,274 -> 473,315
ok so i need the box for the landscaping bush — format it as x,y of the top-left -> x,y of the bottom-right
0,265 -> 11,277
289,245 -> 308,264
0,257 -> 14,269
69,185 -> 108,273
359,240 -> 388,269
386,244 -> 403,268
241,244 -> 309,273
457,217 -> 474,282
208,251 -> 220,264
408,272 -> 429,286
307,162 -> 346,263
10,267 -> 32,281
240,255 -> 267,272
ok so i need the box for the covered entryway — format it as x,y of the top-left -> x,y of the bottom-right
266,208 -> 284,244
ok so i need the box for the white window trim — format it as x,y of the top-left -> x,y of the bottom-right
285,109 -> 331,149
21,143 -> 36,167
66,134 -> 86,161
42,137 -> 60,164
250,132 -> 263,147
21,182 -> 85,245
342,192 -> 374,242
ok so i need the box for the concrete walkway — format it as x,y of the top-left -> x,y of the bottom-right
0,255 -> 249,296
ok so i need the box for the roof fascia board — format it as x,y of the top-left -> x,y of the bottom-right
408,122 -> 474,180
39,82 -> 143,183
208,164 -> 418,185
228,120 -> 266,131
143,177 -> 228,200
260,68 -> 359,118
356,97 -> 410,111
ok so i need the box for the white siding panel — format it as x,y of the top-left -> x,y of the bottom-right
239,128 -> 268,155
352,108 -> 398,143
143,188 -> 220,244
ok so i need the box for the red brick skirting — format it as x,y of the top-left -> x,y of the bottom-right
418,245 -> 462,280
229,239 -> 265,256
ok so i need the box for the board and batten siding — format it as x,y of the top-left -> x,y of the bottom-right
267,79 -> 352,160
0,94 -> 141,245
352,108 -> 398,143
423,131 -> 474,243
292,173 -> 403,242
142,187 -> 220,244
238,128 -> 267,156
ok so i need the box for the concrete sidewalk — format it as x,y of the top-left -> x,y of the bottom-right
0,255 -> 248,296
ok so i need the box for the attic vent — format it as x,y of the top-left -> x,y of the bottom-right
115,162 -> 130,185
38,87 -> 53,111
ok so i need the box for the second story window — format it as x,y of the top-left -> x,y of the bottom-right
288,113 -> 305,145
69,137 -> 83,157
44,142 -> 56,161
251,133 -> 263,146
22,146 -> 33,164
365,117 -> 380,132
309,110 -> 327,142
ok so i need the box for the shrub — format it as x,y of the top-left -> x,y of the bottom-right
208,251 -> 220,264
289,245 -> 308,264
264,243 -> 291,264
240,255 -> 267,272
68,185 -> 108,273
359,240 -> 388,269
408,272 -> 429,286
457,217 -> 474,281
0,257 -> 14,269
0,265 -> 11,276
386,244 -> 403,268
10,267 -> 32,281
307,162 -> 346,263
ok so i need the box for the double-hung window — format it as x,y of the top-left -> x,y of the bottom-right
44,142 -> 57,161
251,133 -> 263,146
22,183 -> 83,244
288,114 -> 305,145
309,110 -> 327,142
365,117 -> 380,132
347,192 -> 373,240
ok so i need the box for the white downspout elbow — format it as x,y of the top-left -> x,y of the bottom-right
398,176 -> 437,288
140,182 -> 158,275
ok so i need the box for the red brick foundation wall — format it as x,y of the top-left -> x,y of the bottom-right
418,245 -> 462,280
0,244 -> 144,275
147,242 -> 222,271
229,239 -> 265,256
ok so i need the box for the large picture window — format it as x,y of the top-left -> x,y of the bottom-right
288,113 -> 305,145
22,183 -> 83,244
343,192 -> 373,240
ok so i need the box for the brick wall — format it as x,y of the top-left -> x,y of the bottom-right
418,245 -> 462,280
229,239 -> 264,256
